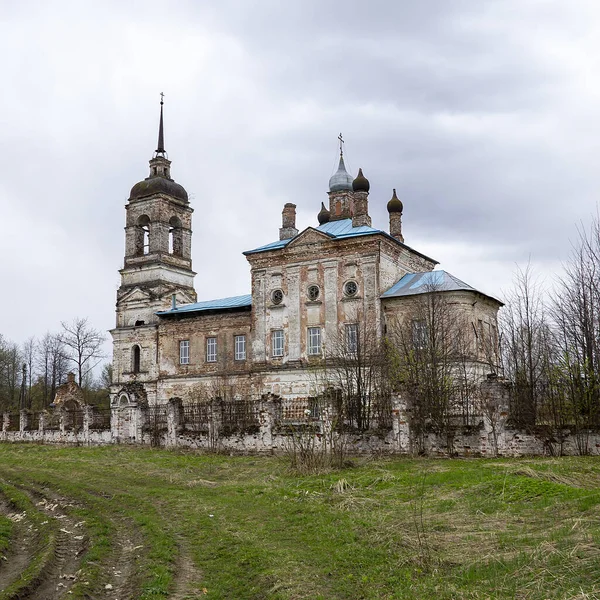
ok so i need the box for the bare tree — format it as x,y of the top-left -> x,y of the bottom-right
37,332 -> 69,407
21,337 -> 36,410
60,318 -> 106,387
99,362 -> 113,389
551,217 -> 600,451
500,263 -> 551,427
323,318 -> 391,432
0,335 -> 22,411
387,285 -> 481,454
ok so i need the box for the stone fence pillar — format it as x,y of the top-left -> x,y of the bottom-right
167,398 -> 183,447
83,405 -> 93,444
39,411 -> 47,436
1,412 -> 7,439
480,376 -> 511,457
20,409 -> 28,433
110,406 -> 119,441
391,395 -> 410,454
258,396 -> 275,452
321,400 -> 334,454
208,399 -> 222,451
59,408 -> 66,434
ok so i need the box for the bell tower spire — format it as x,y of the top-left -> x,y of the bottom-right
115,96 -> 197,330
156,92 -> 166,157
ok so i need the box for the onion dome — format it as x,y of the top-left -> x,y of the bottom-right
352,168 -> 370,192
129,176 -> 188,203
328,155 -> 353,192
317,202 -> 331,225
387,188 -> 403,213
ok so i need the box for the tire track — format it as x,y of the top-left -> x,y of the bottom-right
0,493 -> 43,596
19,491 -> 88,600
168,539 -> 205,599
23,486 -> 146,600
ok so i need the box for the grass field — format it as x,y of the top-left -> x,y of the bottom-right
0,445 -> 599,599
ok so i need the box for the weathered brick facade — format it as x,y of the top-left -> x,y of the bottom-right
110,117 -> 502,411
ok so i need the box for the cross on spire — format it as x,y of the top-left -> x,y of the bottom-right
338,132 -> 344,157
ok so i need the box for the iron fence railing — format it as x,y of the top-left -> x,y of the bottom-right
90,407 -> 112,430
27,411 -> 41,431
181,402 -> 210,433
6,413 -> 20,432
274,398 -> 317,425
64,409 -> 84,432
44,411 -> 60,431
219,399 -> 260,435
143,405 -> 168,432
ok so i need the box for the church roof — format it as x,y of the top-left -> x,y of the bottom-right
243,218 -> 437,263
381,270 -> 502,305
157,294 -> 252,316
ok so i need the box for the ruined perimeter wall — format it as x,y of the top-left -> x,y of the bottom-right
3,382 -> 600,457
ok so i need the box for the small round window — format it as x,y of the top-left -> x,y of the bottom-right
272,289 -> 284,305
307,285 -> 320,301
344,281 -> 358,297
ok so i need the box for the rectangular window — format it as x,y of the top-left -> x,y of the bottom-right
346,323 -> 358,354
206,337 -> 217,362
412,320 -> 427,349
272,330 -> 284,357
307,327 -> 321,355
179,340 -> 189,365
234,335 -> 246,361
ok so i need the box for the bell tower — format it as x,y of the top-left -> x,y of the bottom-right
115,97 -> 197,329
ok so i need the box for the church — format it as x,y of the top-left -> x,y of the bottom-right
110,103 -> 501,408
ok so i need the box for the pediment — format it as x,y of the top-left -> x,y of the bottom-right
118,287 -> 151,305
161,288 -> 196,305
286,227 -> 333,249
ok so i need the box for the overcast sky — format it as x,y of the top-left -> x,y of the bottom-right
2,0 -> 600,358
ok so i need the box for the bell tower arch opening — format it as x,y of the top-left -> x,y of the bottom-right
169,216 -> 183,256
135,215 -> 151,256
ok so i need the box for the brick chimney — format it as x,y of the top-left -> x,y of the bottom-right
387,189 -> 404,242
351,168 -> 371,228
279,203 -> 298,240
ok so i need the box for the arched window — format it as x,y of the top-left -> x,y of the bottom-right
169,216 -> 183,256
132,345 -> 141,374
135,215 -> 151,256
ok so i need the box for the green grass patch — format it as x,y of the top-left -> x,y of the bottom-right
1,446 -> 600,598
0,515 -> 12,557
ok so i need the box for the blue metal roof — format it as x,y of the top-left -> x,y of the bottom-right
157,294 -> 252,316
243,218 -> 427,256
316,219 -> 381,238
381,270 -> 502,304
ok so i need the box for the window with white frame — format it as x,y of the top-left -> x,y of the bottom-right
307,327 -> 322,355
272,330 -> 284,357
346,323 -> 358,354
412,320 -> 428,349
206,337 -> 217,362
179,340 -> 189,365
234,335 -> 246,361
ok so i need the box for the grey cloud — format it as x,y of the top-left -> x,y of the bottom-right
0,0 -> 598,349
